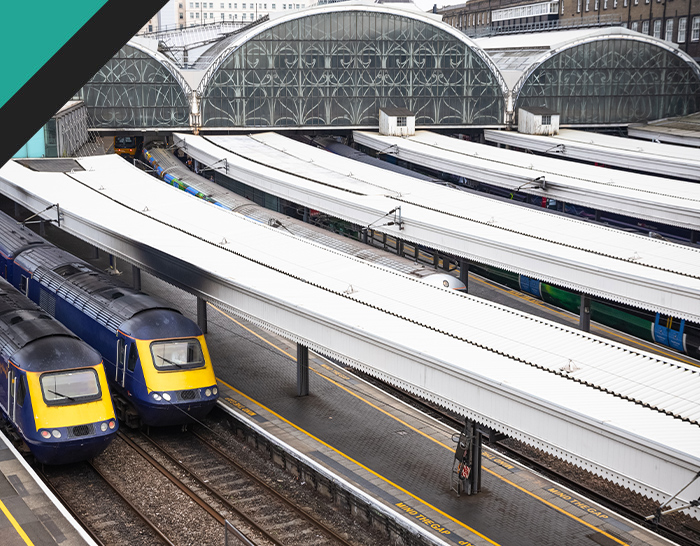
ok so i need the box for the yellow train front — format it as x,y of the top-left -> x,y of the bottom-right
112,308 -> 218,427
0,279 -> 117,465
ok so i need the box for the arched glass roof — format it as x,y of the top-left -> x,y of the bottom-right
78,43 -> 192,129
479,28 -> 700,125
198,4 -> 507,128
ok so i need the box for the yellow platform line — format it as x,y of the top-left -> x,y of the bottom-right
210,304 -> 629,546
0,499 -> 34,545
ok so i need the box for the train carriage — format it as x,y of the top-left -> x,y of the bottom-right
0,212 -> 218,427
0,276 -> 117,464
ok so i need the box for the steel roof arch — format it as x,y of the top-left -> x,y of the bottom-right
510,28 -> 700,116
196,2 -> 509,108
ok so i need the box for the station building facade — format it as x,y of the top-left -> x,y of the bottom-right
438,0 -> 700,61
76,2 -> 700,132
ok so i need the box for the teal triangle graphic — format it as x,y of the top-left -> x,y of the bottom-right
0,1 -> 108,109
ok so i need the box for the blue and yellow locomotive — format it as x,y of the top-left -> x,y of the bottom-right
0,276 -> 117,464
0,211 -> 219,427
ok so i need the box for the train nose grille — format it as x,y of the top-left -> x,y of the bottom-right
68,424 -> 94,438
177,390 -> 200,401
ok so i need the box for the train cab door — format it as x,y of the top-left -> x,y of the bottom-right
7,370 -> 25,432
116,338 -> 127,388
7,368 -> 15,422
653,314 -> 686,352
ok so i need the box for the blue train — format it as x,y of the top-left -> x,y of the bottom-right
0,211 -> 219,427
0,276 -> 117,464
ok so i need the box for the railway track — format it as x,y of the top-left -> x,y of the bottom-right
346,367 -> 700,546
123,425 -> 359,546
39,461 -> 175,546
39,419 -> 377,546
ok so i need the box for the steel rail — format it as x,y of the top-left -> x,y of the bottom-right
117,431 -> 227,525
131,431 -> 281,546
190,428 -> 356,546
86,460 -> 177,546
140,429 -> 354,546
34,466 -> 108,546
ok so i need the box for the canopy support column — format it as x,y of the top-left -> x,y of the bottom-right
580,294 -> 591,332
297,344 -> 309,396
197,297 -> 208,334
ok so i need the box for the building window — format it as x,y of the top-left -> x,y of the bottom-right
585,0 -> 590,11
179,12 -> 183,18
642,20 -> 649,34
692,16 -> 700,41
396,116 -> 407,127
678,17 -> 687,42
242,12 -> 246,18
210,2 -> 213,6
577,0 -> 581,12
594,0 -> 599,9
613,0 -> 617,7
220,2 -> 224,6
653,19 -> 661,38
631,21 -> 638,31
541,115 -> 551,125
665,18 -> 674,41
623,0 -> 627,6
196,11 -> 200,17
603,0 -> 607,9
272,3 -> 275,7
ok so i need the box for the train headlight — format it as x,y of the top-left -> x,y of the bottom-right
51,430 -> 61,439
205,388 -> 212,397
41,430 -> 51,439
213,387 -> 218,395
109,420 -> 116,429
162,393 -> 172,401
100,422 -> 108,432
152,393 -> 162,401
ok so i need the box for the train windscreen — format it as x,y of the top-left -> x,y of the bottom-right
40,369 -> 101,405
150,339 -> 204,370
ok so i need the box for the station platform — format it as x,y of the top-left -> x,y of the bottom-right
200,301 -> 676,546
0,432 -> 94,546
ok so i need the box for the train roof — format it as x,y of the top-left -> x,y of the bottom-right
8,230 -> 182,333
0,280 -> 101,371
11,336 -> 103,372
0,216 -> 46,260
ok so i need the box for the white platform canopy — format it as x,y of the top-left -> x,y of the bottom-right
353,130 -> 700,233
483,128 -> 700,182
0,155 -> 699,517
175,132 -> 700,323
